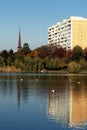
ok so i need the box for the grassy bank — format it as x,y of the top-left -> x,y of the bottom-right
0,66 -> 87,74
0,66 -> 21,73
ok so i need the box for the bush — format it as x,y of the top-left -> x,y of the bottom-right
79,58 -> 87,69
68,61 -> 81,73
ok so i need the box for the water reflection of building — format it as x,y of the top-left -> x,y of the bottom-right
69,82 -> 87,127
47,85 -> 70,125
47,77 -> 87,128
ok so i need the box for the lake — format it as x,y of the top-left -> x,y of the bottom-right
0,73 -> 87,130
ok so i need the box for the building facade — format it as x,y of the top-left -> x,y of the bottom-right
48,16 -> 87,50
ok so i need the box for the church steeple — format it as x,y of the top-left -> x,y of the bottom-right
17,28 -> 22,51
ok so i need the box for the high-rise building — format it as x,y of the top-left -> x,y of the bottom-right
17,29 -> 22,51
48,16 -> 87,50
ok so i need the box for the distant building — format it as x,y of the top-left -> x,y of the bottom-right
48,16 -> 87,50
17,29 -> 22,51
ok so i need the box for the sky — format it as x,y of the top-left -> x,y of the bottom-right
0,0 -> 87,51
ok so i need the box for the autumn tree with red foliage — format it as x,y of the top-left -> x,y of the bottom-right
28,47 -> 48,58
83,47 -> 87,60
52,47 -> 66,58
66,50 -> 74,61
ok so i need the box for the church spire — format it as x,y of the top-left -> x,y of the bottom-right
17,28 -> 22,51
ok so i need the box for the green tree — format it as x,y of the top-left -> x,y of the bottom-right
37,59 -> 43,72
73,45 -> 83,61
0,56 -> 5,67
7,57 -> 12,66
43,57 -> 60,70
79,58 -> 87,69
43,57 -> 50,69
21,43 -> 31,55
23,56 -> 33,72
33,57 -> 41,72
0,50 -> 8,65
14,59 -> 23,70
8,49 -> 14,56
68,61 -> 81,73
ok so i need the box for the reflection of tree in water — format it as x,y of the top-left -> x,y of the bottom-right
0,74 -> 31,108
0,75 -> 15,96
16,76 -> 31,107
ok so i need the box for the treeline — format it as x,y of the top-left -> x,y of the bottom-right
0,44 -> 87,73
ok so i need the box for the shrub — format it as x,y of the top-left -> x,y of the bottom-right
68,61 -> 81,73
79,58 -> 87,69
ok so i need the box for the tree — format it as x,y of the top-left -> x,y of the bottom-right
0,56 -> 5,67
0,50 -> 8,65
43,57 -> 60,70
14,59 -> 23,69
43,57 -> 50,69
21,43 -> 31,55
8,49 -> 14,56
52,47 -> 66,58
68,61 -> 81,73
66,50 -> 74,61
33,57 -> 42,72
7,57 -> 12,66
73,45 -> 83,61
83,47 -> 87,60
23,56 -> 33,72
79,58 -> 87,69
1,50 -> 8,58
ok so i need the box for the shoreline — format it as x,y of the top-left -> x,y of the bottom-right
0,66 -> 87,75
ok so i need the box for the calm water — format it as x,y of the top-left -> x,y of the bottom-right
0,73 -> 87,130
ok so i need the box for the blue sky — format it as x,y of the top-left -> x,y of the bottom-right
0,0 -> 87,50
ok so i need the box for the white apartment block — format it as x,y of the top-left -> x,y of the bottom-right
48,16 -> 87,50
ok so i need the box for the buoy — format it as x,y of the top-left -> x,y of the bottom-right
77,81 -> 80,84
20,79 -> 23,81
36,78 -> 38,82
69,78 -> 71,82
52,89 -> 55,93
